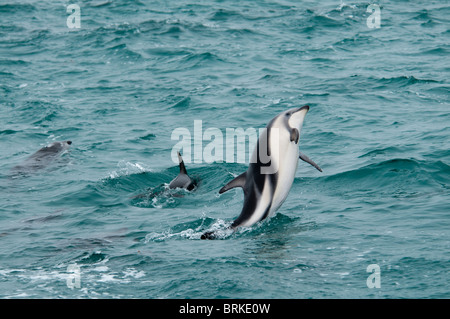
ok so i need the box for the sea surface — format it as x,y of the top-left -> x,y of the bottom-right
0,0 -> 449,299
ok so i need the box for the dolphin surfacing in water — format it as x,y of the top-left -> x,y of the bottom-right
169,151 -> 196,191
201,106 -> 322,239
131,152 -> 196,200
11,140 -> 72,176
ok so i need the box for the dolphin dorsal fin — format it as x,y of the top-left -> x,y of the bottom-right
219,172 -> 247,194
177,151 -> 187,175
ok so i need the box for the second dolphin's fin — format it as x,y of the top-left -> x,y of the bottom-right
177,151 -> 187,175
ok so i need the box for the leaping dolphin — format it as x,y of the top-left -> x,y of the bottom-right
201,106 -> 322,239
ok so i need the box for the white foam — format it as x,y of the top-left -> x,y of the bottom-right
123,268 -> 145,279
108,161 -> 152,179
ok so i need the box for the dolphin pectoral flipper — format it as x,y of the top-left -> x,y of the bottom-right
299,152 -> 323,172
290,128 -> 299,143
219,172 -> 247,194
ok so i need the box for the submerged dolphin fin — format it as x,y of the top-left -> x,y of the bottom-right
299,152 -> 323,172
219,172 -> 247,194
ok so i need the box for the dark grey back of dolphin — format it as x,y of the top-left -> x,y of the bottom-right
11,141 -> 72,175
168,152 -> 196,191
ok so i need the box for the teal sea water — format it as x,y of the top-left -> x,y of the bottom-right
0,0 -> 449,298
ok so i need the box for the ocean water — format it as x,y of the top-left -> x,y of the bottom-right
0,0 -> 449,299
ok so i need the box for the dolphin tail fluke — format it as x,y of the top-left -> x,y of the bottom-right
299,152 -> 322,172
219,172 -> 247,194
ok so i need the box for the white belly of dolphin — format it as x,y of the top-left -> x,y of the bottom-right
269,140 -> 299,217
